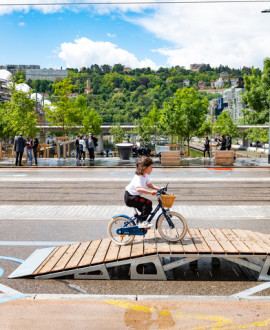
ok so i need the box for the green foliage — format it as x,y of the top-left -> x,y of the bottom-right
159,87 -> 209,154
109,123 -> 126,144
246,127 -> 268,146
45,78 -> 80,136
242,57 -> 270,124
132,118 -> 153,145
213,111 -> 239,137
3,86 -> 39,138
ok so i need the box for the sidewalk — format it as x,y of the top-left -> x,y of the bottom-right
1,295 -> 270,329
0,205 -> 269,221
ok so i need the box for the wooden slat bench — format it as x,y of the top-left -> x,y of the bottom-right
9,228 -> 270,281
215,150 -> 234,166
161,151 -> 181,166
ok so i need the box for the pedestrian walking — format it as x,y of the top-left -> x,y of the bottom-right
27,137 -> 33,162
86,132 -> 96,162
75,135 -> 80,162
32,137 -> 39,166
13,133 -> 27,166
226,134 -> 232,150
203,136 -> 210,158
78,135 -> 86,165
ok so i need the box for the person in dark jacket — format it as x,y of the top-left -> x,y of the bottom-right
32,137 -> 39,166
226,134 -> 232,150
14,133 -> 27,166
218,135 -> 226,150
203,136 -> 210,158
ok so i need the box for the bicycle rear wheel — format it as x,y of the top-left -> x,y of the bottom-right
157,211 -> 187,242
107,216 -> 135,246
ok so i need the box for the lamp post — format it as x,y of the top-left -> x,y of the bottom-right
262,9 -> 270,163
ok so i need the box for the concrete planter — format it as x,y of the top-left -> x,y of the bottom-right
116,143 -> 133,160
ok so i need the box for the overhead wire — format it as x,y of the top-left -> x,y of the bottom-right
1,0 -> 270,5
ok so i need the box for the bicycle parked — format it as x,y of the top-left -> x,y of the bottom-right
107,185 -> 187,246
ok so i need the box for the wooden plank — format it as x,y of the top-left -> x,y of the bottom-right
166,228 -> 185,254
232,229 -> 266,255
33,247 -> 59,275
199,229 -> 224,254
52,243 -> 81,272
252,231 -> 270,248
37,245 -> 70,274
181,229 -> 198,254
118,243 -> 132,260
143,229 -> 157,255
210,229 -> 239,254
155,230 -> 171,254
189,228 -> 211,254
65,241 -> 92,269
104,241 -> 121,262
78,239 -> 101,267
244,230 -> 270,255
91,238 -> 111,265
130,235 -> 144,258
221,229 -> 252,254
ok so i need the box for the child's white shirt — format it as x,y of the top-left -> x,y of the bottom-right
125,174 -> 150,196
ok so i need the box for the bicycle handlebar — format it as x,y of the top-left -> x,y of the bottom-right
156,183 -> 168,196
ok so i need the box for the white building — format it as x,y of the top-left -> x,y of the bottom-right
215,77 -> 224,89
222,86 -> 246,123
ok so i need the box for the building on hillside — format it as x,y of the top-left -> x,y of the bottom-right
123,67 -> 131,73
199,88 -> 224,94
1,65 -> 40,75
222,84 -> 246,123
25,68 -> 68,82
215,77 -> 224,89
198,81 -> 206,89
230,78 -> 238,86
208,99 -> 218,117
220,71 -> 229,78
190,64 -> 205,72
85,78 -> 93,94
183,79 -> 190,86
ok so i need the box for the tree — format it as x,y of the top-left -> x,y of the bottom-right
44,78 -> 80,136
242,57 -> 270,124
109,123 -> 125,144
82,108 -> 103,136
213,111 -> 239,137
4,86 -> 38,138
159,87 -> 209,155
132,118 -> 153,145
246,127 -> 268,152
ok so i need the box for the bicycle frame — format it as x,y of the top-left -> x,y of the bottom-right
114,192 -> 175,236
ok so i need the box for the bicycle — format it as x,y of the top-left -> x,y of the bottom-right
107,185 -> 188,246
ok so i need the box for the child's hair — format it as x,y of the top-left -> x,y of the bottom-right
135,157 -> 153,175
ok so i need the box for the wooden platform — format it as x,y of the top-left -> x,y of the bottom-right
215,150 -> 234,166
9,228 -> 270,281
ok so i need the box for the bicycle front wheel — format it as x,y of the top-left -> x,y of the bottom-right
157,211 -> 187,242
107,216 -> 135,246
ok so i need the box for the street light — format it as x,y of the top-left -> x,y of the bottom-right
261,9 -> 270,163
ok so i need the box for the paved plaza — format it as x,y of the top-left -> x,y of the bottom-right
0,166 -> 270,328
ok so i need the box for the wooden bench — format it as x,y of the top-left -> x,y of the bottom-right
161,151 -> 181,166
215,150 -> 234,166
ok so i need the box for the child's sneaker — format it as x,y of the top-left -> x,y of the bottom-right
138,221 -> 153,228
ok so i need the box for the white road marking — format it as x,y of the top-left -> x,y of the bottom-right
231,282 -> 270,298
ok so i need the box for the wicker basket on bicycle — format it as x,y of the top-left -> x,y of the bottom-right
161,193 -> 176,208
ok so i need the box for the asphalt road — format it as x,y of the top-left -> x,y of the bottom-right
0,167 -> 270,299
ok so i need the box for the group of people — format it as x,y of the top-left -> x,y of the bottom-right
75,133 -> 98,165
13,133 -> 39,166
203,134 -> 232,158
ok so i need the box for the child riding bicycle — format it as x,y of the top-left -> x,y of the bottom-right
124,157 -> 161,229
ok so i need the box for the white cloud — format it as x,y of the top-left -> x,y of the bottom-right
58,37 -> 158,69
18,22 -> 25,26
132,2 -> 270,69
107,33 -> 116,38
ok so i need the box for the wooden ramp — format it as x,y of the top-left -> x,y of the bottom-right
9,228 -> 270,281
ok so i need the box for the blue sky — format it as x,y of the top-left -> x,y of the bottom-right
1,1 -> 270,70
